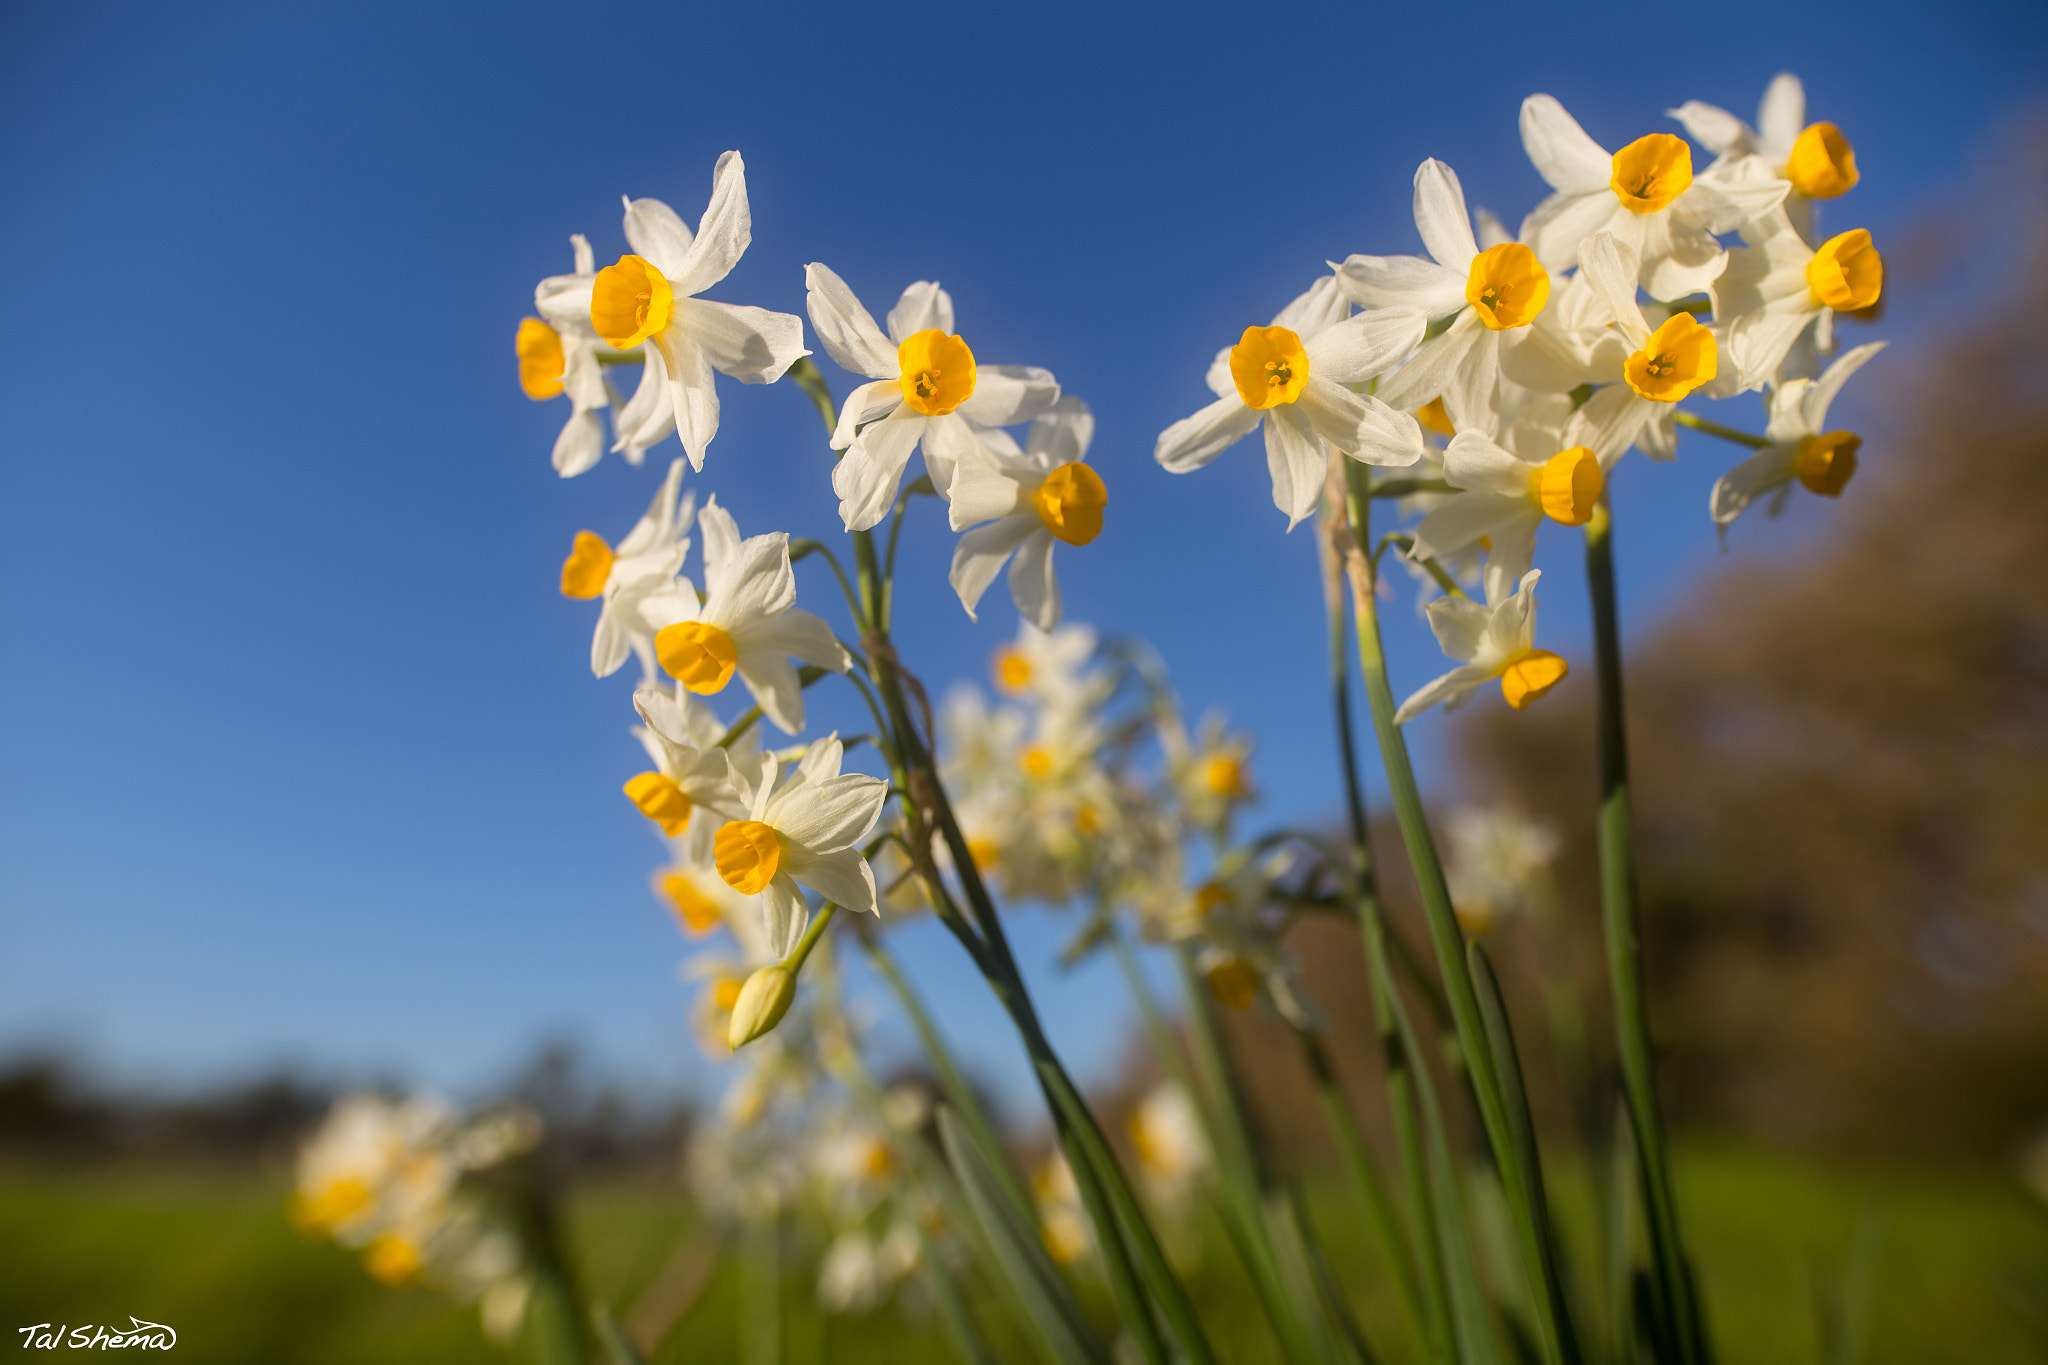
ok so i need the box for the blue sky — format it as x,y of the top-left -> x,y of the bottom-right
2,0 -> 2043,1117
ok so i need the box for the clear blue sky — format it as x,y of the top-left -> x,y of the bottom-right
2,0 -> 2043,1115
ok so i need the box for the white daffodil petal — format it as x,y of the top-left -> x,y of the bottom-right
1520,190 -> 1622,275
785,846 -> 879,919
1666,101 -> 1749,156
1805,342 -> 1887,430
774,773 -> 888,854
1304,306 -> 1431,385
1007,529 -> 1061,631
1709,446 -> 1797,525
1443,430 -> 1534,494
1332,255 -> 1468,315
1394,664 -> 1492,726
621,196 -> 694,279
1373,312 -> 1483,414
1414,159 -> 1480,269
1423,592 -> 1493,661
552,408 -> 605,478
1521,95 -> 1611,193
1562,384 -> 1655,468
1025,395 -> 1094,468
947,450 -> 1027,531
1272,275 -> 1353,336
956,365 -> 1060,427
1263,404 -> 1327,527
1413,492 -> 1531,563
834,411 -> 926,531
761,874 -> 810,959
1156,395 -> 1261,473
736,652 -> 808,735
536,272 -> 596,330
671,150 -> 751,298
885,281 -> 954,344
831,379 -> 905,451
749,607 -> 851,672
804,263 -> 899,379
655,330 -> 719,471
1758,73 -> 1806,154
679,298 -> 808,385
950,516 -> 1040,618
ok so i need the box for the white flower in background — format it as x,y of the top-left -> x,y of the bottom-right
621,683 -> 747,864
557,458 -> 697,679
947,396 -> 1106,630
804,265 -> 1060,530
1159,710 -> 1256,836
1443,805 -> 1561,936
714,734 -> 889,956
1563,233 -> 1720,466
1411,432 -> 1603,603
1155,278 -> 1427,527
522,234 -> 621,477
1035,1151 -> 1092,1267
646,499 -> 850,734
1518,94 -> 1788,299
1336,160 -> 1553,436
1710,341 -> 1885,528
988,621 -> 1113,719
1179,850 -> 1319,1028
654,859 -> 753,939
1129,1083 -> 1209,1198
550,152 -> 809,470
1393,570 -> 1568,724
1711,210 -> 1884,388
817,1223 -> 921,1315
1668,72 -> 1859,240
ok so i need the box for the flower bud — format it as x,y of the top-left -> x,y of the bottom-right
728,965 -> 797,1051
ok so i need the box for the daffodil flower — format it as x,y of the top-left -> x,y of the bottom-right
1155,277 -> 1428,527
644,499 -> 850,735
622,682 -> 749,865
1518,94 -> 1788,300
1335,160 -> 1553,436
946,396 -> 1106,630
555,153 -> 809,471
1668,72 -> 1859,242
524,234 -> 617,477
1393,570 -> 1568,724
1411,433 -> 1604,603
804,265 -> 1060,531
1712,209 -> 1883,389
556,458 -> 697,679
1562,233 -> 1721,466
1710,341 -> 1884,527
714,734 -> 889,956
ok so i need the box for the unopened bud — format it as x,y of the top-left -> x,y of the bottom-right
728,965 -> 797,1051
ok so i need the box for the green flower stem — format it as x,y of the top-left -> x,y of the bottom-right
1369,477 -> 1457,498
1673,411 -> 1770,449
781,901 -> 836,973
1584,501 -> 1705,1365
1342,461 -> 1581,1365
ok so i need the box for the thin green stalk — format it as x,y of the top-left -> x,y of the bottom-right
1672,411 -> 1769,449
790,537 -> 865,625
1584,501 -> 1704,1365
1342,462 -> 1581,1365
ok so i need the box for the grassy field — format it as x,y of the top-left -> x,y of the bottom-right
1,1145 -> 2043,1363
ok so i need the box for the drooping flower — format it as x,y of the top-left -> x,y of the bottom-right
1410,433 -> 1603,602
804,265 -> 1060,530
557,458 -> 698,679
946,396 -> 1106,630
1518,94 -> 1788,299
1336,160 -> 1552,436
646,499 -> 850,734
523,234 -> 620,477
554,153 -> 809,471
1712,210 -> 1883,388
1155,277 -> 1428,526
714,734 -> 889,956
622,682 -> 748,866
1393,570 -> 1568,724
1668,72 -> 1860,238
1709,341 -> 1885,527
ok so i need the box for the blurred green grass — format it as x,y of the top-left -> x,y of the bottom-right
2,1146 -> 2043,1363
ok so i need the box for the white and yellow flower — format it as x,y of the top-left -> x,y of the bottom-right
646,499 -> 850,734
1393,570 -> 1568,724
714,734 -> 889,956
621,683 -> 748,865
554,153 -> 809,471
1710,341 -> 1885,527
1562,233 -> 1721,466
1711,209 -> 1883,388
1443,805 -> 1560,937
946,396 -> 1106,630
1410,432 -> 1603,603
524,234 -> 620,477
1668,72 -> 1859,241
1518,94 -> 1788,299
557,458 -> 697,679
1337,160 -> 1553,436
804,266 -> 1060,530
1156,278 -> 1427,527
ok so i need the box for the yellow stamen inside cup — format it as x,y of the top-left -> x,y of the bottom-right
993,646 -> 1033,693
1623,313 -> 1717,402
1201,755 -> 1247,797
364,1236 -> 422,1287
656,621 -> 739,694
1228,325 -> 1310,409
590,254 -> 674,350
1034,463 -> 1107,545
1207,959 -> 1260,1009
897,329 -> 977,415
516,318 -> 565,399
1807,230 -> 1882,312
560,531 -> 614,598
1534,446 -> 1602,526
1793,431 -> 1860,496
1786,122 -> 1858,199
1415,397 -> 1455,436
714,820 -> 782,895
624,773 -> 693,837
1465,243 -> 1550,329
663,873 -> 723,935
1020,745 -> 1054,778
1499,650 -> 1569,711
1610,134 -> 1693,213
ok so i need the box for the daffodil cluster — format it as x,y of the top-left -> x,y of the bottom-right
290,1094 -> 541,1343
1157,72 -> 1885,724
